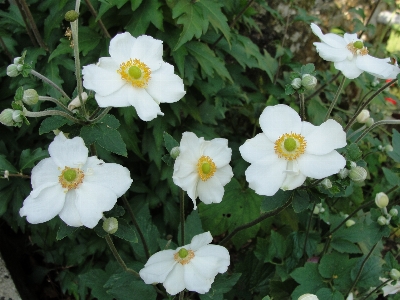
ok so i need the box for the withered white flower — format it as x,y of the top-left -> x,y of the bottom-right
311,23 -> 400,79
172,132 -> 233,209
19,133 -> 132,228
139,232 -> 230,295
82,33 -> 185,121
239,104 -> 346,196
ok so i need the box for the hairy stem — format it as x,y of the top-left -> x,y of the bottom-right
30,70 -> 71,100
105,234 -> 139,277
324,75 -> 346,121
180,189 -> 185,245
83,0 -> 111,38
38,96 -> 70,112
23,109 -> 85,124
355,120 -> 400,143
299,93 -> 306,121
89,107 -> 112,123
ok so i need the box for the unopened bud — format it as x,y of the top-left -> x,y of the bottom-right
68,92 -> 88,111
338,168 -> 349,179
390,208 -> 398,217
375,192 -> 389,208
291,78 -> 302,89
16,64 -> 23,71
102,217 -> 118,234
346,219 -> 355,227
12,110 -> 22,123
365,117 -> 374,127
13,57 -> 22,65
321,178 -> 332,189
65,10 -> 79,22
385,144 -> 394,152
349,166 -> 367,182
356,109 -> 370,123
350,161 -> 357,168
301,74 -> 317,90
170,146 -> 180,159
298,294 -> 319,300
346,292 -> 353,300
3,170 -> 9,179
390,269 -> 400,280
377,215 -> 388,226
313,206 -> 320,214
6,64 -> 19,77
23,89 -> 39,105
0,109 -> 15,126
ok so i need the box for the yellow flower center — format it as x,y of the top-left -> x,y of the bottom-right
274,132 -> 307,160
346,41 -> 368,56
117,58 -> 151,88
197,156 -> 216,181
174,248 -> 195,265
59,167 -> 85,190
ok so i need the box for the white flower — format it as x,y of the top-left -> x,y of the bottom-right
381,277 -> 400,296
239,104 -> 346,196
173,132 -> 233,209
356,109 -> 370,123
298,294 -> 319,300
19,133 -> 132,228
82,33 -> 185,121
311,23 -> 400,79
139,232 -> 230,295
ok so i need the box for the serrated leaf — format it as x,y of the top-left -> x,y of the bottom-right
316,288 -> 344,300
163,131 -> 179,153
350,255 -> 381,289
261,189 -> 293,213
291,263 -> 327,299
48,39 -> 73,62
125,0 -> 163,35
0,155 -> 18,173
113,218 -> 138,243
285,84 -> 296,95
57,223 -> 79,240
300,63 -> 315,75
79,27 -> 102,56
39,115 -> 69,135
79,269 -> 113,300
292,190 -> 310,213
45,61 -> 64,98
346,143 -> 362,161
19,148 -> 49,171
383,167 -> 400,186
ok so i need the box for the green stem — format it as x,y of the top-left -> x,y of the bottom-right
273,9 -> 291,85
105,234 -> 140,277
299,93 -> 306,121
180,189 -> 185,245
302,202 -> 316,257
83,0 -> 111,38
361,278 -> 390,300
23,109 -> 85,124
324,75 -> 346,121
30,70 -> 71,100
219,199 -> 293,246
347,124 -> 366,140
355,120 -> 400,143
89,107 -> 102,119
89,107 -> 112,123
38,96 -> 70,111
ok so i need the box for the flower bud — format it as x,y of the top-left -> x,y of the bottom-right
23,89 -> 39,105
390,269 -> 400,280
13,57 -> 22,65
377,215 -> 388,226
6,64 -> 19,77
0,109 -> 15,126
349,166 -> 367,182
102,217 -> 118,234
385,144 -> 394,152
350,161 -> 357,168
356,109 -> 370,123
313,206 -> 320,214
3,170 -> 9,179
291,78 -> 302,89
12,110 -> 22,123
390,208 -> 398,217
68,92 -> 88,111
346,292 -> 353,300
65,10 -> 79,22
365,117 -> 374,127
321,178 -> 332,189
345,219 -> 355,227
338,168 -> 349,179
375,192 -> 389,208
16,64 -> 23,71
301,74 -> 317,90
298,294 -> 319,300
170,146 -> 180,159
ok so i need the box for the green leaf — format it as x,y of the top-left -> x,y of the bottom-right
48,39 -> 73,62
163,131 -> 179,153
79,269 -> 113,300
383,167 -> 400,186
0,155 -> 18,173
178,210 -> 204,245
300,63 -> 315,75
57,223 -> 79,240
113,218 -> 138,243
307,98 -> 327,125
80,114 -> 127,156
261,189 -> 293,213
162,154 -> 174,166
199,273 -> 241,300
388,129 -> 400,162
45,60 -> 64,98
350,255 -> 381,289
292,190 -> 310,213
316,288 -> 344,300
346,143 -> 362,161
39,115 -> 69,135
331,238 -> 362,254
125,0 -> 163,36
79,27 -> 102,56
199,178 -> 263,248
19,148 -> 49,171
285,84 -> 295,95
291,263 -> 327,299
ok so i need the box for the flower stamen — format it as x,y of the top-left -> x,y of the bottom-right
117,58 -> 151,88
197,156 -> 216,181
174,248 -> 195,265
59,167 -> 84,190
346,42 -> 368,56
274,132 -> 307,160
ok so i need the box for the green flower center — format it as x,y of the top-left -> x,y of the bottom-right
284,137 -> 297,152
197,156 -> 216,181
128,66 -> 142,79
353,41 -> 364,49
178,248 -> 188,258
63,168 -> 77,182
59,167 -> 85,190
201,162 -> 211,174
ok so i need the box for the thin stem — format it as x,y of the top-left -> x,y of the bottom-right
83,0 -> 111,38
305,72 -> 340,101
89,107 -> 112,123
273,9 -> 291,85
361,278 -> 390,300
302,202 -> 316,258
347,125 -> 366,140
121,195 -> 150,259
321,235 -> 331,256
179,291 -> 184,300
219,199 -> 292,246
89,107 -> 102,119
14,0 -> 38,47
324,75 -> 346,121
38,96 -> 70,111
359,0 -> 382,37
30,70 -> 71,100
3,173 -> 30,179
23,109 -> 85,124
105,234 -> 140,277
347,242 -> 379,295
180,189 -> 185,245
344,78 -> 398,132
299,93 -> 306,121
355,120 -> 400,143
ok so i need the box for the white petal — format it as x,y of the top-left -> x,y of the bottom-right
297,151 -> 346,179
139,250 -> 177,284
259,105 -> 302,142
128,88 -> 163,121
334,59 -> 363,79
109,32 -> 137,64
19,184 -> 66,224
131,35 -> 163,71
58,190 -> 83,227
203,138 -> 232,168
197,176 -> 224,205
49,134 -> 88,168
310,23 -> 347,48
245,158 -> 287,196
189,257 -> 222,279
313,42 -> 348,62
83,157 -> 132,197
356,55 -> 398,79
214,165 -> 233,186
382,281 -> 400,296
280,171 -> 307,191
239,133 -> 275,164
178,132 -> 203,162
343,33 -> 359,44
30,158 -> 60,197
194,244 -> 230,273
303,119 -> 346,155
94,84 -> 134,108
74,182 -> 118,228
183,263 -> 213,294
173,172 -> 199,208
82,63 -> 125,97
145,62 -> 185,103
163,264 -> 186,295
173,159 -> 197,179
189,232 -> 212,251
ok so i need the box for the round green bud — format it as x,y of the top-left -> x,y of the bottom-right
23,89 -> 39,105
102,217 -> 118,234
16,64 -> 23,71
6,64 -> 19,77
356,109 -> 370,124
321,178 -> 332,189
291,78 -> 302,89
346,219 -> 355,227
298,294 -> 319,300
12,110 -> 22,123
301,74 -> 317,90
390,208 -> 398,217
375,192 -> 389,208
385,144 -> 394,152
338,168 -> 349,179
65,10 -> 79,22
390,269 -> 400,280
349,166 -> 367,183
0,109 -> 15,126
377,215 -> 388,226
170,147 -> 180,159
365,118 -> 374,128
